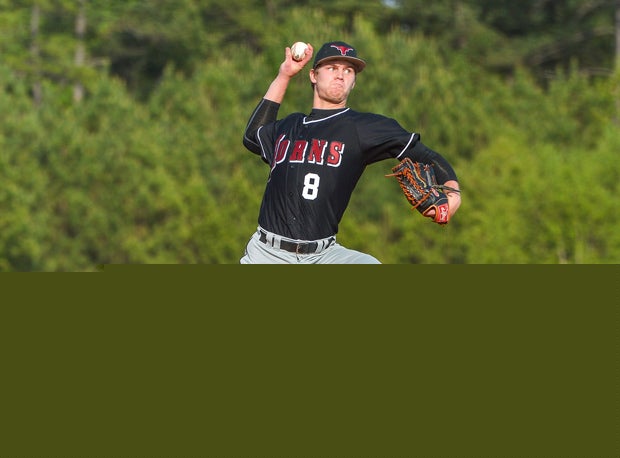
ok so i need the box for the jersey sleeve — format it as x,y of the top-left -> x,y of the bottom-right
355,112 -> 458,184
243,98 -> 280,160
356,113 -> 421,164
405,141 -> 458,184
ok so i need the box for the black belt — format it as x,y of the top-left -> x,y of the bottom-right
259,229 -> 334,254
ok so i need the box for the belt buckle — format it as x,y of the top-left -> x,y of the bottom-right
294,241 -> 314,254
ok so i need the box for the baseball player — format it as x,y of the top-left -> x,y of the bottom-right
240,41 -> 461,264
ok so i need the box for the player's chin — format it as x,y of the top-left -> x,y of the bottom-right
325,90 -> 348,104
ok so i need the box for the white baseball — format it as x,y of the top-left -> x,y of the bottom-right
291,42 -> 308,61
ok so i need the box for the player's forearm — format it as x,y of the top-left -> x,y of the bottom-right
264,73 -> 293,104
411,141 -> 458,183
444,180 -> 461,218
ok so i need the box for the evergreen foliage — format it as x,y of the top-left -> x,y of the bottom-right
0,1 -> 617,269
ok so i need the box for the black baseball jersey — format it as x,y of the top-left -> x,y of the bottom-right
243,99 -> 457,240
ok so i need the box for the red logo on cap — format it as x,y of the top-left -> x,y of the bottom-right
330,45 -> 354,56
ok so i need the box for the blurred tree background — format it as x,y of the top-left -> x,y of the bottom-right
0,0 -> 618,270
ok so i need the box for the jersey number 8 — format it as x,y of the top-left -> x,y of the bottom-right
302,173 -> 320,200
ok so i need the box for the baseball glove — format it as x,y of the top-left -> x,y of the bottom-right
386,158 -> 457,224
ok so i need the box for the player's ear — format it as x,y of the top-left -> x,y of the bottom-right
309,68 -> 317,84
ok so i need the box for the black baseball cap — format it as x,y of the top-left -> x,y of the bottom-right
313,41 -> 366,73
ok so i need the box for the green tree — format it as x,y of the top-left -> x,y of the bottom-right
0,66 -> 49,270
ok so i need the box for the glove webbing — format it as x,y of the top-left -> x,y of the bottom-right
386,163 -> 434,209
